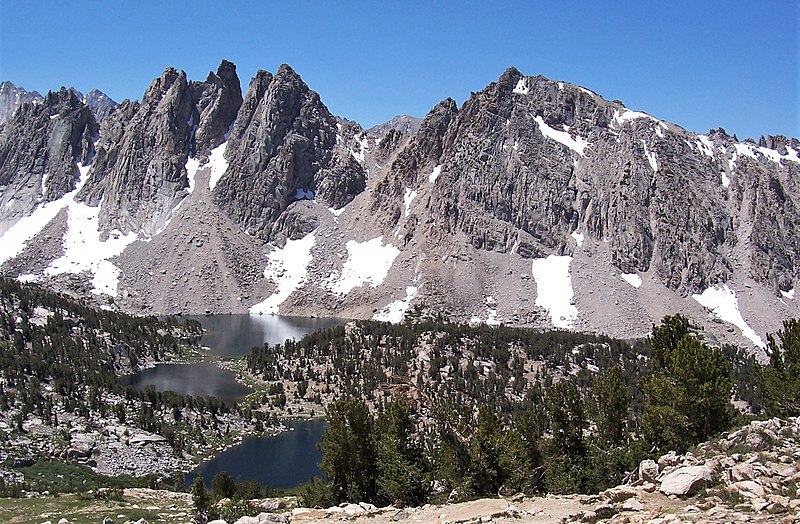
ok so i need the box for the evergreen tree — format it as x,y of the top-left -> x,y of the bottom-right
191,475 -> 213,523
758,318 -> 800,417
211,470 -> 237,500
374,400 -> 429,505
591,366 -> 630,444
641,315 -> 733,451
319,398 -> 377,502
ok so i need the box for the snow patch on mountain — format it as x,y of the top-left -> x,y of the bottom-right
621,273 -> 642,288
428,165 -> 442,183
643,141 -> 658,171
250,231 -> 316,315
696,136 -> 715,159
612,109 -> 658,128
373,286 -> 418,323
571,231 -> 584,248
185,156 -> 200,193
44,198 -> 137,297
207,141 -> 229,191
531,255 -> 578,329
781,288 -> 795,300
327,237 -> 400,295
721,171 -> 731,188
0,162 -> 138,296
512,79 -> 529,95
470,296 -> 501,327
534,116 -> 589,157
403,188 -> 417,217
692,285 -> 765,348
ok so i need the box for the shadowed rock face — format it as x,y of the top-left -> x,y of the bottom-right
214,64 -> 366,242
77,60 -> 243,238
0,87 -> 97,231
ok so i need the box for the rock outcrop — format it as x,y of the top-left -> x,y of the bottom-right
214,64 -> 366,242
70,87 -> 117,122
77,60 -> 243,238
0,87 -> 97,233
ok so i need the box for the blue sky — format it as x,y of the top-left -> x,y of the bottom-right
1,1 -> 797,140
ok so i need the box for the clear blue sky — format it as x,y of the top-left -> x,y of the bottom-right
1,1 -> 797,140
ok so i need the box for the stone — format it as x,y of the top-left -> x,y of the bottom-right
342,503 -> 366,515
658,451 -> 681,470
732,480 -> 766,498
257,514 -> 287,524
639,459 -> 660,481
659,466 -> 713,496
731,462 -> 754,481
259,500 -> 286,511
129,433 -> 168,446
622,499 -> 645,511
746,432 -> 766,450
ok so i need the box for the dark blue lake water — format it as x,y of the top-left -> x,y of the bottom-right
186,418 -> 328,489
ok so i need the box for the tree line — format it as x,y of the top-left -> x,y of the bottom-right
297,315 -> 799,507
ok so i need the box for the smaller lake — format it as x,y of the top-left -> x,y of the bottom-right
186,418 -> 328,489
122,363 -> 251,403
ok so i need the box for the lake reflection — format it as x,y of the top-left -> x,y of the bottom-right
185,314 -> 345,357
122,362 -> 251,402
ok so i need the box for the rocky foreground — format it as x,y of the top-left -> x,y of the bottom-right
11,417 -> 797,524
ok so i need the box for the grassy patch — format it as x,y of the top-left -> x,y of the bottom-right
0,491 -> 191,524
17,459 -> 156,494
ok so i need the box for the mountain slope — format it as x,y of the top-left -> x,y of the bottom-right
0,61 -> 797,353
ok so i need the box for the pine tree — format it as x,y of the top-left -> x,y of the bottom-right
591,366 -> 630,444
191,475 -> 213,523
759,318 -> 800,417
641,315 -> 733,451
319,398 -> 377,502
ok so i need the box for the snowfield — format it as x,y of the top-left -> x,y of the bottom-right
428,165 -> 442,183
207,141 -> 229,191
327,237 -> 400,295
250,232 -> 316,315
373,286 -> 418,323
692,285 -> 765,349
0,163 -> 137,297
531,255 -> 578,329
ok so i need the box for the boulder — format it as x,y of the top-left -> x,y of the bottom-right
129,433 -> 168,446
622,499 -> 645,512
256,513 -> 288,524
657,451 -> 681,470
659,466 -> 713,496
731,462 -> 754,481
732,480 -> 766,498
746,432 -> 766,450
638,459 -> 659,482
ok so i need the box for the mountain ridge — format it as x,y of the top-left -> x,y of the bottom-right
0,60 -> 798,353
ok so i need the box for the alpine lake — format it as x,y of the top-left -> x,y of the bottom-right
122,314 -> 344,489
